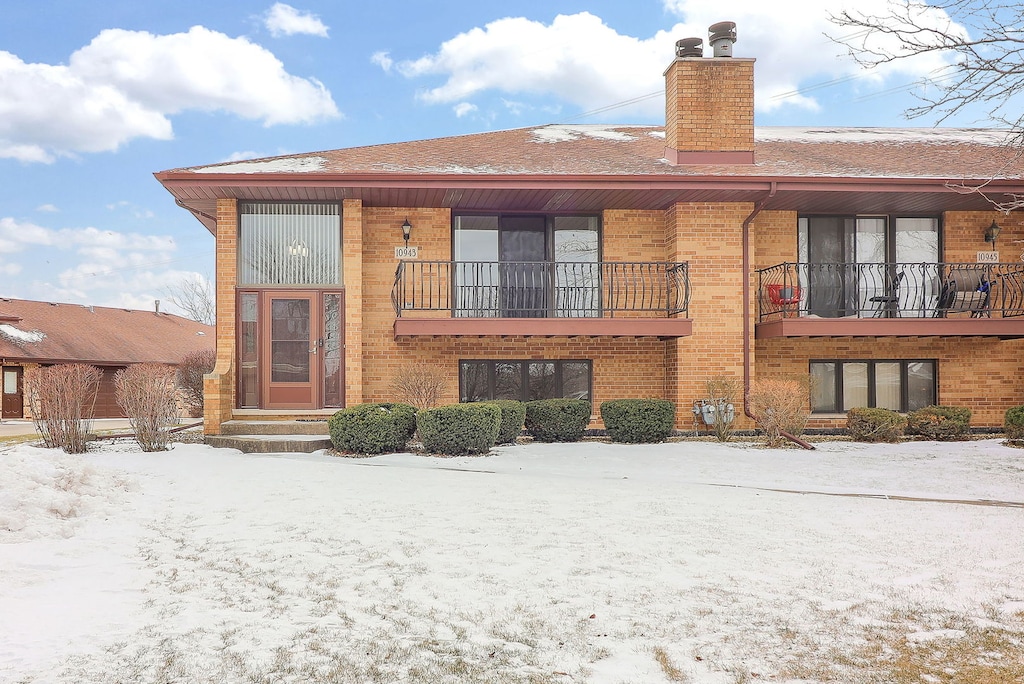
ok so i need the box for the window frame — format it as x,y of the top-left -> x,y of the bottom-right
459,359 -> 593,403
451,212 -> 603,263
238,201 -> 343,286
809,359 -> 937,414
797,214 -> 943,264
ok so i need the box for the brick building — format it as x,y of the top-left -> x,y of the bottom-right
156,33 -> 1024,436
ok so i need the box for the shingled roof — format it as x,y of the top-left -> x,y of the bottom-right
0,298 -> 213,366
157,124 -> 1024,232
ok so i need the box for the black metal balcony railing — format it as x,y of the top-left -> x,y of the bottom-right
757,262 -> 1024,321
393,261 -> 690,318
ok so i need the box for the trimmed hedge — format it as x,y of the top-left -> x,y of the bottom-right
328,402 -> 417,454
524,398 -> 591,442
906,405 -> 971,441
417,403 -> 501,455
1004,406 -> 1024,442
483,400 -> 526,444
600,399 -> 676,443
846,407 -> 906,443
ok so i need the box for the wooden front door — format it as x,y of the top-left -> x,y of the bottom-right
263,292 -> 320,410
2,366 -> 23,419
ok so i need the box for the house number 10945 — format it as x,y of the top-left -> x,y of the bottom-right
395,246 -> 419,259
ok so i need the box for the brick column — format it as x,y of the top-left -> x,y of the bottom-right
203,198 -> 238,434
342,199 -> 363,407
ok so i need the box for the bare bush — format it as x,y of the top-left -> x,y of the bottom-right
390,365 -> 446,409
177,349 -> 216,418
748,378 -> 810,448
115,363 -> 180,452
705,375 -> 741,442
26,364 -> 101,454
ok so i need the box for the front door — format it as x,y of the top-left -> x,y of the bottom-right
2,366 -> 23,419
263,292 -> 320,410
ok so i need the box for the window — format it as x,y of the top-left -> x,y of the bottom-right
459,360 -> 592,402
239,202 -> 341,285
810,360 -> 936,413
452,214 -> 600,317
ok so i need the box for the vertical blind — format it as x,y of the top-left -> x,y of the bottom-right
239,202 -> 341,285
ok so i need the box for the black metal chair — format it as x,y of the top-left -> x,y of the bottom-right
869,271 -> 904,318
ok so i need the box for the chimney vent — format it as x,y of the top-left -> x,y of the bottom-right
155,299 -> 160,314
708,21 -> 737,57
675,37 -> 703,59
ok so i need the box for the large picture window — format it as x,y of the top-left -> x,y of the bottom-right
810,360 -> 936,413
239,202 -> 341,285
460,360 -> 592,402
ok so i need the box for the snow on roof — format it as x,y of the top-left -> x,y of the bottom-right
0,323 -> 45,344
190,156 -> 327,174
529,125 -> 643,144
756,127 -> 1015,146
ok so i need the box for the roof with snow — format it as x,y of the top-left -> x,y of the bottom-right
156,124 -> 1024,233
0,298 -> 213,366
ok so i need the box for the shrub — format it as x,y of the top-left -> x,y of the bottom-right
390,365 -> 447,410
846,407 -> 907,443
907,405 -> 972,441
417,403 -> 501,455
483,400 -> 526,444
747,378 -> 810,448
25,364 -> 101,454
704,376 -> 741,442
115,363 -> 181,452
177,349 -> 216,418
328,403 -> 417,455
600,399 -> 676,443
1005,406 -> 1024,442
524,398 -> 592,443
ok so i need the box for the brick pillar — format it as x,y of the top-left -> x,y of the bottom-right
204,198 -> 238,434
343,199 -> 363,407
665,202 -> 754,429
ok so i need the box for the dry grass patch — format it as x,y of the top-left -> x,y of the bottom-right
652,645 -> 688,682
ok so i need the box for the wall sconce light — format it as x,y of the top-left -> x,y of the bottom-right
288,238 -> 309,258
984,220 -> 1001,249
401,218 -> 412,246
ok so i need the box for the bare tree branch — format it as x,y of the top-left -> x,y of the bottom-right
163,275 -> 215,325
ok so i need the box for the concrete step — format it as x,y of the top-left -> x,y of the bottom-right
206,433 -> 333,453
219,420 -> 330,436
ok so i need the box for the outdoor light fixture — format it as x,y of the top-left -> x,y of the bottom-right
984,220 -> 1001,249
401,218 -> 412,246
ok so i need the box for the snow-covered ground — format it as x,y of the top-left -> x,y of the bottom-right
1,438 -> 1023,683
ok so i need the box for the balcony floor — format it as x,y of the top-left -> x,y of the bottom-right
394,317 -> 693,338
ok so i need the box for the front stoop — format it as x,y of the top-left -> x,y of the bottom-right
206,420 -> 332,453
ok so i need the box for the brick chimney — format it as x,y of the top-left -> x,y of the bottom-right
664,22 -> 755,165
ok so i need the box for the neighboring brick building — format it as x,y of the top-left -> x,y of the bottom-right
0,298 -> 214,419
156,32 -> 1024,436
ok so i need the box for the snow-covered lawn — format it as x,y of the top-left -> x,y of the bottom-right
1,438 -> 1023,683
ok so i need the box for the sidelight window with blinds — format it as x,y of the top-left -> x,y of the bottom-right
239,202 -> 341,285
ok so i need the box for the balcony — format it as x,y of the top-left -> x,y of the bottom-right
392,260 -> 692,338
756,262 -> 1024,338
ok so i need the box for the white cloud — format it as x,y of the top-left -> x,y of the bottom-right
396,3 -> 963,120
453,102 -> 478,118
0,26 -> 339,163
222,150 -> 265,162
36,204 -> 59,213
371,51 -> 393,72
264,3 -> 329,38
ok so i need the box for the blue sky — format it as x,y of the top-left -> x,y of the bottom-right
0,1 -> 979,317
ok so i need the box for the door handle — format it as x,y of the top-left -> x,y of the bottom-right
309,338 -> 324,354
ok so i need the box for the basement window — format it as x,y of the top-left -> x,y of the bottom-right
809,360 -> 935,413
459,360 -> 592,402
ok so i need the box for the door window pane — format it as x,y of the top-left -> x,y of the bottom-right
810,363 -> 837,412
239,293 -> 259,408
270,299 -> 310,383
323,293 -> 343,408
3,370 -> 16,395
874,362 -> 902,411
842,363 -> 868,411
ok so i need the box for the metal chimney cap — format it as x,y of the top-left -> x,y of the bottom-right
675,37 -> 703,58
708,21 -> 737,43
